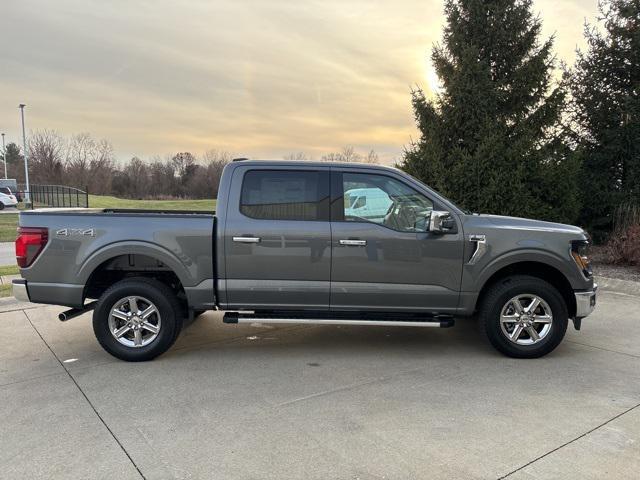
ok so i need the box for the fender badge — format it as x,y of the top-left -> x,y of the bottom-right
56,228 -> 95,237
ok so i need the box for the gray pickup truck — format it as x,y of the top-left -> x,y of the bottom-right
13,160 -> 597,361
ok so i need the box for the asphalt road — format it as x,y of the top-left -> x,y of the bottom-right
0,207 -> 19,215
1,284 -> 639,479
0,242 -> 15,266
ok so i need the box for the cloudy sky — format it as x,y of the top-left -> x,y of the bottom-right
1,0 -> 599,164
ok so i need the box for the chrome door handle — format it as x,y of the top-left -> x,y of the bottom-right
339,239 -> 367,246
233,236 -> 261,243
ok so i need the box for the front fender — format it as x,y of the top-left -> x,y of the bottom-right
462,248 -> 588,293
77,241 -> 196,287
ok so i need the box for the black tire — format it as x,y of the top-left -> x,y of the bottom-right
479,275 -> 568,358
0,202 -> 5,210
93,277 -> 184,361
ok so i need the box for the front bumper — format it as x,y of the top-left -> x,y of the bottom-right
575,283 -> 597,319
12,279 -> 30,302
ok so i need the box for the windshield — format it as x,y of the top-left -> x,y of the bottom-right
401,171 -> 468,214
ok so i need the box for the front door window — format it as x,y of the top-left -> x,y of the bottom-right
342,173 -> 433,232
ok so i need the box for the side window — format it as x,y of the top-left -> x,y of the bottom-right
342,173 -> 433,232
240,170 -> 327,221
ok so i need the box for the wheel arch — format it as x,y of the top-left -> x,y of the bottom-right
78,241 -> 194,286
475,260 -> 577,318
78,242 -> 197,308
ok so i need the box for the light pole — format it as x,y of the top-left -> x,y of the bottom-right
1,133 -> 6,179
18,104 -> 30,203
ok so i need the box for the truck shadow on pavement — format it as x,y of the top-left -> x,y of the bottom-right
168,314 -> 508,361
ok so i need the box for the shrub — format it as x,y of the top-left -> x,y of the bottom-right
613,203 -> 640,234
604,224 -> 640,266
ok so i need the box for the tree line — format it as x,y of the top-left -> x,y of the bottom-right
1,132 -> 233,199
1,133 -> 378,200
400,0 -> 639,240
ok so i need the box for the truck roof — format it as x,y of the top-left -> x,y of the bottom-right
230,159 -> 401,172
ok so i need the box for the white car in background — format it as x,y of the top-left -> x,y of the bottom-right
0,190 -> 18,209
344,187 -> 393,221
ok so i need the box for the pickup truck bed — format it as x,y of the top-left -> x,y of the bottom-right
17,208 -> 216,311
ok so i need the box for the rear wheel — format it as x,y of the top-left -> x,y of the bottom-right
93,278 -> 183,361
0,202 -> 5,210
479,275 -> 568,358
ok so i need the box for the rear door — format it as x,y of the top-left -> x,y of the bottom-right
223,165 -> 331,310
330,169 -> 464,313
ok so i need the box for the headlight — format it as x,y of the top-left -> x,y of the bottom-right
571,239 -> 592,277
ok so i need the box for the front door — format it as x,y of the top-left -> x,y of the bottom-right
224,166 -> 331,310
330,169 -> 463,313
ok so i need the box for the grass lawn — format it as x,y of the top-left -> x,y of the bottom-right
0,265 -> 18,276
0,195 -> 217,244
0,214 -> 19,242
0,265 -> 18,298
88,195 -> 216,211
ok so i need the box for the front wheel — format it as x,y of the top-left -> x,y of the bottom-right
93,278 -> 183,361
479,275 -> 568,358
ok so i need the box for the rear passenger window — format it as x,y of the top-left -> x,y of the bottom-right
240,170 -> 328,221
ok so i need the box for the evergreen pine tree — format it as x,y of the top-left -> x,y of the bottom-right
3,143 -> 23,165
569,0 -> 640,238
400,0 -> 580,223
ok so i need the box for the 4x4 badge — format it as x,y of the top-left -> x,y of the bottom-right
56,228 -> 95,237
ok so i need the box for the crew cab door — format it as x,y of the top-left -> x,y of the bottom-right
223,165 -> 331,309
330,169 -> 464,313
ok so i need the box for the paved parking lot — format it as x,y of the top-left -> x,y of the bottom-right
1,284 -> 639,479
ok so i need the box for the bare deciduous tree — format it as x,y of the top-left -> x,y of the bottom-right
64,133 -> 115,194
321,146 -> 379,164
28,130 -> 65,184
283,152 -> 310,160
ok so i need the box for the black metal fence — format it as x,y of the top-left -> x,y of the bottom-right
17,184 -> 89,208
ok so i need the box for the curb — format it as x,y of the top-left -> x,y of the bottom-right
595,276 -> 640,297
0,274 -> 20,285
0,296 -> 40,313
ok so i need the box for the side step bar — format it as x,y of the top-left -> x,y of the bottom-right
223,312 -> 454,328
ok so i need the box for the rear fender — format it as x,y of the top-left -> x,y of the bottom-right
77,241 -> 196,288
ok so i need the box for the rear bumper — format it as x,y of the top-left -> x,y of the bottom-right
575,284 -> 597,319
12,279 -> 30,302
11,279 -> 83,307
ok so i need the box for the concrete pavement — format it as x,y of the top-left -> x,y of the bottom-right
1,286 -> 639,479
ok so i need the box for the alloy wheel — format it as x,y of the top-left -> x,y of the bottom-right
499,294 -> 553,345
108,296 -> 161,348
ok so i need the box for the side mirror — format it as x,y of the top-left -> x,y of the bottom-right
429,211 -> 455,233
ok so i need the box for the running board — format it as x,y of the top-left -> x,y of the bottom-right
223,312 -> 454,328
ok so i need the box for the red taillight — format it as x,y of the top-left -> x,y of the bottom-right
15,227 -> 48,268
